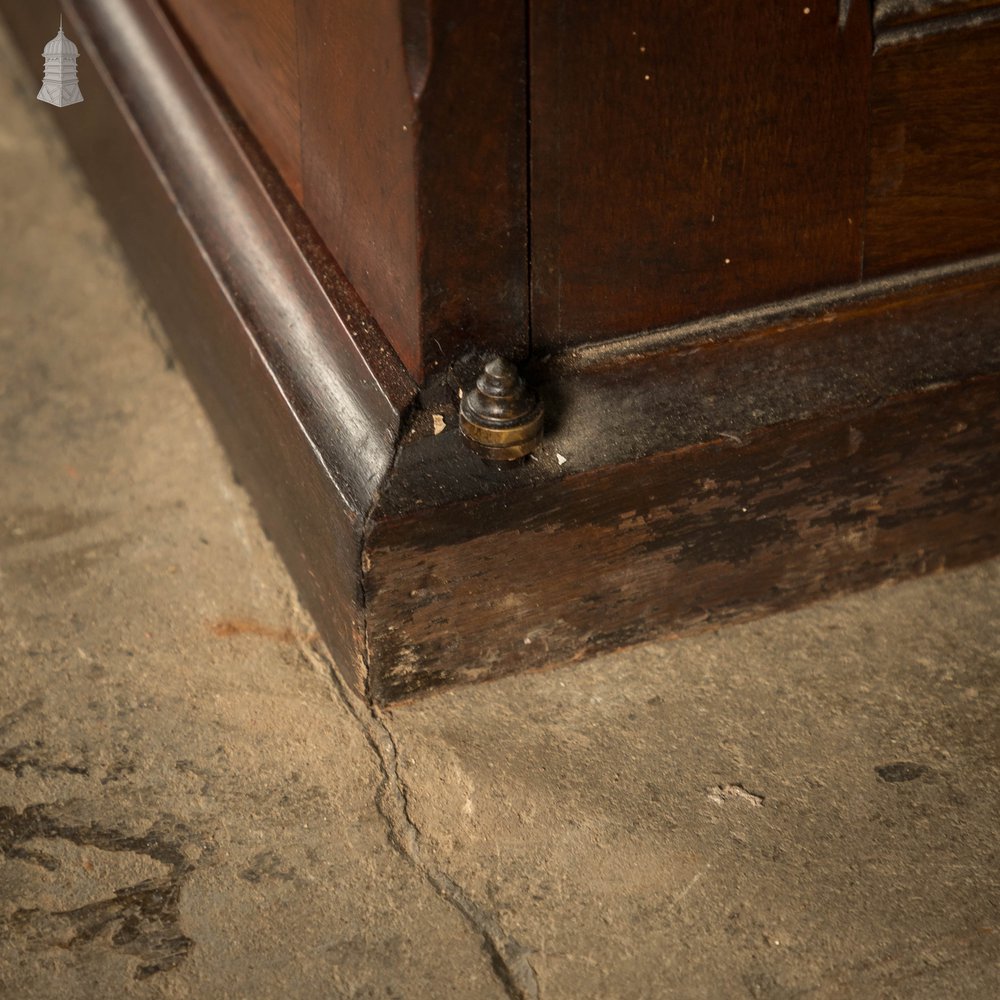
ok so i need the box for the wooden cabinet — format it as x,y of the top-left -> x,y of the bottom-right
5,0 -> 999,700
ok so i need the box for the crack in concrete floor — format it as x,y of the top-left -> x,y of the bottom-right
298,629 -> 541,1000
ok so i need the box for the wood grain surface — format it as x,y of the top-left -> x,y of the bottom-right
365,261 -> 1000,700
367,378 -> 1000,701
163,0 -> 529,382
367,374 -> 1000,702
528,0 -> 871,349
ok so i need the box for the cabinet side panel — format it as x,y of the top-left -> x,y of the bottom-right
296,0 -> 423,377
415,0 -> 529,373
163,0 -> 303,198
296,1 -> 529,381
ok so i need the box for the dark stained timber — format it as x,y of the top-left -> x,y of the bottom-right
364,264 -> 1000,700
865,17 -> 1000,275
368,376 -> 1000,702
163,0 -> 303,199
297,0 -> 529,381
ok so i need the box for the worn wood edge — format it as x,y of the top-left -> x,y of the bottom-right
160,0 -> 304,200
153,0 -> 417,418
874,3 -> 1000,47
0,0 -> 419,697
365,374 -> 1000,703
873,0 -> 1000,29
561,251 -> 1000,366
64,0 -> 416,507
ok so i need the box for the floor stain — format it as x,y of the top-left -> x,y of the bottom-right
875,762 -> 931,783
240,850 -> 296,884
0,804 -> 195,979
0,505 -> 108,550
0,741 -> 89,778
209,617 -> 315,644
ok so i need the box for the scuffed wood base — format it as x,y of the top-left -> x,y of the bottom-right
5,0 -> 998,704
367,376 -> 1000,702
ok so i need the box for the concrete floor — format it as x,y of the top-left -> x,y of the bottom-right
2,25 -> 999,1000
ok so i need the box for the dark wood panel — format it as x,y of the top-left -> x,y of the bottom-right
413,0 -> 529,375
865,20 -> 1000,274
295,0 -> 421,377
379,259 -> 1000,514
162,0 -> 303,199
296,0 -> 528,380
529,0 -> 871,349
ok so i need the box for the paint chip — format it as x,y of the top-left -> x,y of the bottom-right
556,453 -> 567,466
432,414 -> 445,435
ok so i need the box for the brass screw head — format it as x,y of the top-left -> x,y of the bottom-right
459,357 -> 544,461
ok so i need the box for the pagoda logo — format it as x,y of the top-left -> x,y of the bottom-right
38,17 -> 84,108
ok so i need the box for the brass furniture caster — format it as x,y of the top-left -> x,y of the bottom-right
459,357 -> 544,461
